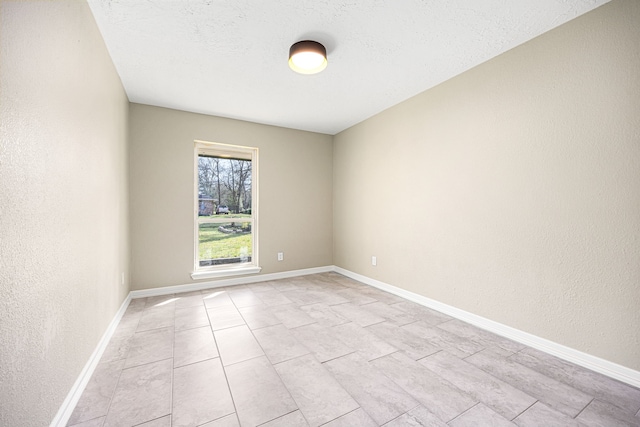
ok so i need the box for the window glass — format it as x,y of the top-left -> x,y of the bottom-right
195,142 -> 258,274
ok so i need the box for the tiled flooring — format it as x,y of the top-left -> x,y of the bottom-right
67,272 -> 640,427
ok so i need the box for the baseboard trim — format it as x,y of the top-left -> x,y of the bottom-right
333,266 -> 640,388
130,265 -> 334,299
50,293 -> 132,427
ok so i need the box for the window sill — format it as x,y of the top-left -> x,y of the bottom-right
191,266 -> 262,280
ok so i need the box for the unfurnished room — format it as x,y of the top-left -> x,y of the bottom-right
1,0 -> 639,426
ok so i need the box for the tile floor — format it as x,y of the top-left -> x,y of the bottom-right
67,272 -> 640,427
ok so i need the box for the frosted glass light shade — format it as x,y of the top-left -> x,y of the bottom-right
288,41 -> 327,74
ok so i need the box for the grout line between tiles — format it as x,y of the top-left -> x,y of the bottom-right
573,397 -> 595,420
446,402 -> 481,424
205,299 -> 241,423
509,400 -> 538,422
121,356 -> 174,371
461,347 -> 487,360
130,414 -> 170,427
255,409 -> 302,427
316,406 -> 364,426
96,354 -> 127,427
317,350 -> 359,365
173,355 -> 220,370
415,349 -> 443,363
364,349 -> 401,364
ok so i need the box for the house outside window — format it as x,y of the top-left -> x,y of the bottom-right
191,141 -> 260,279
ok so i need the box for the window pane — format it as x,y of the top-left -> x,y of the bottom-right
198,222 -> 252,266
198,156 -> 252,216
196,144 -> 256,271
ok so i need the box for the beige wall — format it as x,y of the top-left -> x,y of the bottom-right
129,104 -> 333,290
0,1 -> 130,425
334,0 -> 640,371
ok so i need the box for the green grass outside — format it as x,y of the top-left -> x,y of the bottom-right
199,222 -> 252,260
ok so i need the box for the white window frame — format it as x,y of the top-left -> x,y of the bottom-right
191,140 -> 260,280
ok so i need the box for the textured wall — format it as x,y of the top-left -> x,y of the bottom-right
129,104 -> 333,290
333,0 -> 640,371
0,1 -> 130,425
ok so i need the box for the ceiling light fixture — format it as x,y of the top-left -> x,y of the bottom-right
288,40 -> 327,75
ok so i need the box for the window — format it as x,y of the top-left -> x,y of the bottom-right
191,141 -> 260,279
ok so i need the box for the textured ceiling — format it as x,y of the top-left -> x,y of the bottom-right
87,0 -> 609,135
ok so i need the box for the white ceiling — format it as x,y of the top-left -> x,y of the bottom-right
87,0 -> 608,135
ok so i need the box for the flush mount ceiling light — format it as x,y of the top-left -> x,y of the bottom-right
288,40 -> 327,74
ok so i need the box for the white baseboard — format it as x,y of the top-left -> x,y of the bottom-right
50,293 -> 132,427
333,266 -> 640,389
130,265 -> 334,299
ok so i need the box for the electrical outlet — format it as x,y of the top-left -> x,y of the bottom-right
277,252 -> 284,261
372,256 -> 377,266
121,272 -> 125,286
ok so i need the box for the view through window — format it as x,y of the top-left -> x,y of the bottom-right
195,142 -> 257,273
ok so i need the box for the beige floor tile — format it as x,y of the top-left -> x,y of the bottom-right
325,352 -> 418,425
136,415 -> 171,426
575,399 -> 640,427
238,304 -> 281,330
174,293 -> 207,309
274,354 -> 359,427
513,402 -> 584,427
207,305 -> 246,330
172,358 -> 234,427
335,288 -> 378,305
270,304 -> 317,329
136,305 -> 175,332
331,303 -> 385,327
300,303 -> 350,327
465,349 -> 593,418
200,414 -> 240,427
68,359 -> 124,425
225,356 -> 298,426
174,326 -> 218,368
449,404 -> 516,427
259,410 -> 308,426
382,405 -> 447,427
367,321 -> 440,360
402,321 -> 484,358
124,327 -> 173,368
253,324 -> 309,364
143,295 -> 177,308
174,305 -> 209,331
71,274 -> 638,427
228,288 -> 262,307
511,347 -> 640,415
100,332 -> 134,363
371,352 -> 476,423
290,323 -> 354,363
322,408 -> 377,427
214,324 -> 263,366
103,359 -> 172,427
390,301 -> 452,326
203,290 -> 234,308
332,322 -> 396,361
420,351 -> 536,420
438,319 -> 524,356
360,302 -> 416,326
67,417 -> 105,427
257,290 -> 294,307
